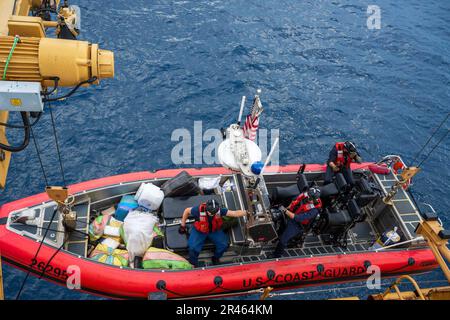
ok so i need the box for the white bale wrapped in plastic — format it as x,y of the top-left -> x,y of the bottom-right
198,176 -> 221,191
134,183 -> 164,210
122,209 -> 159,263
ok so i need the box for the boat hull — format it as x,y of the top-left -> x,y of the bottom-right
0,165 -> 439,299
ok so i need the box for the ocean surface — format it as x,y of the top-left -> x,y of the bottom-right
1,0 -> 449,299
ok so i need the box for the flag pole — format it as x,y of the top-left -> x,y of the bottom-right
251,137 -> 279,188
261,137 -> 279,174
237,95 -> 246,125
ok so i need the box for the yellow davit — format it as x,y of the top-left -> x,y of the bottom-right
0,35 -> 114,87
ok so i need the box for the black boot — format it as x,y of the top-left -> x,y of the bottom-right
134,256 -> 143,269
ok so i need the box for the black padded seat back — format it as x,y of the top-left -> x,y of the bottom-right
163,195 -> 222,220
319,183 -> 339,198
335,173 -> 348,191
273,184 -> 299,202
348,199 -> 362,220
355,177 -> 378,208
356,193 -> 378,208
296,173 -> 309,192
319,210 -> 352,236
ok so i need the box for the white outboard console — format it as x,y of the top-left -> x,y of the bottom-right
217,92 -> 278,244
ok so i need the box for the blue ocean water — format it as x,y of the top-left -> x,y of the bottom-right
1,0 -> 449,299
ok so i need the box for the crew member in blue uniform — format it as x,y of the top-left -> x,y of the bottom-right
271,187 -> 322,258
324,141 -> 362,185
179,199 -> 247,267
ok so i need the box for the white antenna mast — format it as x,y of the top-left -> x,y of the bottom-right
237,95 -> 246,125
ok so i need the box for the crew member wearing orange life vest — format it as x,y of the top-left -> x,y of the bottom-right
324,141 -> 362,185
271,187 -> 322,258
179,199 -> 247,267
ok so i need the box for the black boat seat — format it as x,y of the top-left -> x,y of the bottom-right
319,183 -> 339,198
347,199 -> 363,221
356,193 -> 378,208
162,194 -> 222,221
355,177 -> 379,207
319,173 -> 348,198
165,224 -> 229,251
273,184 -> 299,202
271,173 -> 310,204
296,173 -> 309,192
318,209 -> 353,237
357,177 -> 373,193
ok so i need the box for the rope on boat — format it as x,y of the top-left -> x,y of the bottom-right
37,236 -> 70,280
15,207 -> 59,299
412,112 -> 449,167
374,237 -> 424,251
264,279 -> 450,299
26,96 -> 69,187
30,125 -> 49,187
47,99 -> 67,187
417,129 -> 449,168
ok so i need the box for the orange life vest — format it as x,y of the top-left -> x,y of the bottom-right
193,203 -> 223,233
288,192 -> 322,225
335,142 -> 352,168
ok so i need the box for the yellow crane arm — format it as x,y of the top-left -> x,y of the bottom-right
0,0 -> 114,189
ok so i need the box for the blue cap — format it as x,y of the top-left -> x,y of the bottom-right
251,161 -> 264,175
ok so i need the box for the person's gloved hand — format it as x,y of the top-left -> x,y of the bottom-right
279,206 -> 287,214
178,225 -> 187,234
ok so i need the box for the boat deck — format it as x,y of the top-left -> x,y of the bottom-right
373,172 -> 423,238
6,201 -> 91,257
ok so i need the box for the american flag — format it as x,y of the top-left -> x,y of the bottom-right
243,95 -> 263,141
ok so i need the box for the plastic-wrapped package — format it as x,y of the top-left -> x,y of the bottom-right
101,237 -> 120,250
89,215 -> 111,241
89,244 -> 129,267
198,176 -> 221,191
134,183 -> 164,210
142,247 -> 192,270
122,209 -> 159,263
115,195 -> 139,221
88,207 -> 119,241
104,225 -> 121,238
